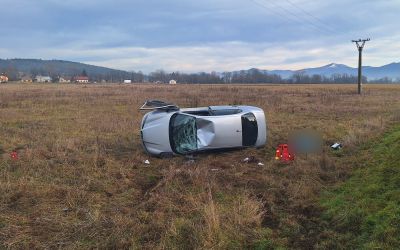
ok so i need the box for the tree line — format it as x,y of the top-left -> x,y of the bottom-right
0,66 -> 397,84
144,69 -> 395,84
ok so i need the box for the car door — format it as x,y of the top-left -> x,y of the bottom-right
198,112 -> 242,149
207,116 -> 242,148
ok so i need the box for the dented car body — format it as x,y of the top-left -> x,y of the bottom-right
140,101 -> 267,156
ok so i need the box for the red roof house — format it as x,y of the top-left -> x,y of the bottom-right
74,76 -> 89,83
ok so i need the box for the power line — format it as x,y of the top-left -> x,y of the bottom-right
248,0 -> 302,26
249,0 -> 324,34
260,0 -> 333,35
284,0 -> 339,34
248,0 -> 333,36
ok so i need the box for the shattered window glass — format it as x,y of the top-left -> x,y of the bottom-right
169,114 -> 198,154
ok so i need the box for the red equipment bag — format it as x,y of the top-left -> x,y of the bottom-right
275,144 -> 295,162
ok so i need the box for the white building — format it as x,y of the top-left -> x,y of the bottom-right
59,77 -> 71,83
124,80 -> 132,83
0,75 -> 8,83
169,79 -> 177,85
35,75 -> 52,83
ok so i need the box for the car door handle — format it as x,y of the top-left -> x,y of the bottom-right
236,130 -> 241,132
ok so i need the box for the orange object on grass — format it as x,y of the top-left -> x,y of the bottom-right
10,151 -> 18,160
275,144 -> 295,162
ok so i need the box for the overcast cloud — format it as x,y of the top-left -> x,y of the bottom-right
0,0 -> 399,72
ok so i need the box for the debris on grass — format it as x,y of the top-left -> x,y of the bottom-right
243,156 -> 259,163
184,155 -> 197,165
144,159 -> 150,165
330,142 -> 342,150
10,151 -> 18,160
185,159 -> 195,165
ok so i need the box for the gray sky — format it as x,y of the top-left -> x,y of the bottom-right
1,0 -> 399,72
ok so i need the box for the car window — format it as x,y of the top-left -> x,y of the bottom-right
242,113 -> 258,146
183,110 -> 211,116
209,108 -> 242,116
169,114 -> 198,154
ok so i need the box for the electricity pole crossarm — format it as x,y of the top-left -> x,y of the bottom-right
352,38 -> 370,94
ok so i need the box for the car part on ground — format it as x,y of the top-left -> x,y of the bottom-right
331,142 -> 342,150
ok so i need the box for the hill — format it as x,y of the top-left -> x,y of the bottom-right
300,63 -> 400,80
1,58 -> 399,83
0,59 -> 132,81
233,62 -> 400,81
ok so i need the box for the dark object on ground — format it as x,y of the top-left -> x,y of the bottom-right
243,156 -> 259,163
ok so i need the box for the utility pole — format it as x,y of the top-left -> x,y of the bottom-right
352,38 -> 370,94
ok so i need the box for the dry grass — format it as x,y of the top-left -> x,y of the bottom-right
0,83 -> 399,249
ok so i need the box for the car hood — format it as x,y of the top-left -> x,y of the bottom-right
141,111 -> 174,155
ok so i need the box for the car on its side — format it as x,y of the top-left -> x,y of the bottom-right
140,100 -> 267,156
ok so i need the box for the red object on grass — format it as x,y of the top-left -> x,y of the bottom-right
275,144 -> 295,162
10,151 -> 18,160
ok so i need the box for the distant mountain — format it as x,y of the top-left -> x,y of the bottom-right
267,69 -> 294,79
363,63 -> 400,80
300,63 -> 356,77
233,62 -> 400,81
0,59 -> 131,81
1,58 -> 399,83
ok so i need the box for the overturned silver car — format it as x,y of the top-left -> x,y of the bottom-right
140,100 -> 267,156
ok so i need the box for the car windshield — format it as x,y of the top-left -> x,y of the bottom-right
169,114 -> 198,154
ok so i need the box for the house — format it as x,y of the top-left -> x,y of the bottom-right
169,79 -> 177,85
59,77 -> 71,83
74,76 -> 89,83
21,76 -> 33,83
0,74 -> 8,83
35,75 -> 52,83
123,79 -> 132,84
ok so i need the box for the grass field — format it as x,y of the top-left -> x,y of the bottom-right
320,124 -> 400,249
0,83 -> 399,249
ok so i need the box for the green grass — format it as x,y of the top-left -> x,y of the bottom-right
320,125 -> 400,249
